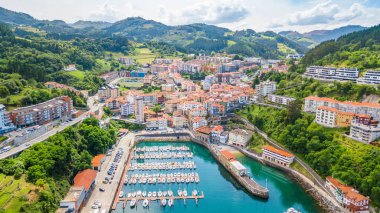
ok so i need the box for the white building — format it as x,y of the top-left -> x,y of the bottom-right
228,129 -> 252,147
349,121 -> 380,144
134,97 -> 144,123
0,104 -> 15,134
255,80 -> 276,97
191,116 -> 207,130
357,70 -> 380,85
119,57 -> 135,66
58,186 -> 85,213
286,54 -> 304,60
262,145 -> 295,167
267,94 -> 295,105
315,106 -> 339,128
303,66 -> 359,82
121,102 -> 134,116
146,117 -> 167,130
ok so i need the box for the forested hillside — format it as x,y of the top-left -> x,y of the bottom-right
300,24 -> 380,70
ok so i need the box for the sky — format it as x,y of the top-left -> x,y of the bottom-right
0,0 -> 380,32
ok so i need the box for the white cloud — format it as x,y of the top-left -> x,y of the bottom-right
87,3 -> 141,22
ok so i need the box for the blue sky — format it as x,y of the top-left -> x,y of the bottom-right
0,0 -> 379,32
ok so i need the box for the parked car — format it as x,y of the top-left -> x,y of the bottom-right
99,188 -> 105,192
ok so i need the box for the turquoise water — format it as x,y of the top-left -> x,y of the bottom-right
113,142 -> 322,213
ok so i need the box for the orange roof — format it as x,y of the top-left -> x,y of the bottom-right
212,125 -> 223,132
220,150 -> 236,161
195,126 -> 212,135
73,169 -> 97,191
92,154 -> 106,167
326,176 -> 368,202
119,128 -> 128,133
263,145 -> 294,158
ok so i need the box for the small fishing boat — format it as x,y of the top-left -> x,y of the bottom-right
148,191 -> 152,197
183,189 -> 188,196
137,190 -> 142,197
192,189 -> 198,196
130,199 -> 136,207
143,199 -> 149,208
142,191 -> 147,197
168,198 -> 174,207
168,190 -> 173,196
177,189 -> 182,196
163,191 -> 168,197
132,192 -> 136,197
161,199 -> 167,206
158,191 -> 163,197
119,191 -> 124,198
153,191 -> 157,197
127,193 -> 132,198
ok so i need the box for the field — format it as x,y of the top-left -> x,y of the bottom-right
67,70 -> 85,80
0,175 -> 40,212
130,47 -> 158,64
118,81 -> 144,90
277,43 -> 297,55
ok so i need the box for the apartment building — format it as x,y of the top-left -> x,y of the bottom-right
153,58 -> 173,64
255,80 -> 276,97
325,176 -> 370,213
134,97 -> 144,123
303,66 -> 359,82
262,145 -> 295,167
286,54 -> 304,59
357,70 -> 380,85
191,116 -> 207,130
0,104 -> 15,134
349,120 -> 380,144
121,102 -> 134,117
10,96 -> 73,128
118,57 -> 135,66
151,64 -> 169,73
315,106 -> 357,128
98,84 -> 119,102
172,111 -> 188,128
228,129 -> 252,147
267,94 -> 295,106
146,117 -> 167,130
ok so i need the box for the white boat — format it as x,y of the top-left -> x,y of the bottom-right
161,199 -> 167,206
153,191 -> 157,197
183,189 -> 188,196
143,199 -> 149,208
119,191 -> 124,198
127,193 -> 132,198
192,189 -> 198,196
285,208 -> 300,213
132,192 -> 136,197
158,191 -> 163,197
168,198 -> 174,207
130,199 -> 136,207
137,190 -> 142,197
142,191 -> 147,197
168,190 -> 173,196
148,191 -> 152,197
163,191 -> 168,197
177,189 -> 182,196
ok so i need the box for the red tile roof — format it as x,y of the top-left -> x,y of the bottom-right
220,150 -> 235,161
195,126 -> 212,135
263,145 -> 294,158
92,154 -> 106,168
74,169 -> 97,191
326,176 -> 368,202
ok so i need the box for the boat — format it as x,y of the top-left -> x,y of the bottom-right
168,190 -> 173,196
137,190 -> 142,197
132,192 -> 136,197
285,208 -> 301,213
161,199 -> 167,206
168,198 -> 174,207
148,191 -> 152,197
178,189 -> 182,196
127,193 -> 132,198
142,191 -> 147,197
143,199 -> 149,208
153,191 -> 157,197
119,191 -> 124,198
130,199 -> 136,207
192,189 -> 198,196
158,191 -> 162,197
183,189 -> 188,196
163,191 -> 168,197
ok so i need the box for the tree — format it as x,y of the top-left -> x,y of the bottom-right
285,99 -> 303,124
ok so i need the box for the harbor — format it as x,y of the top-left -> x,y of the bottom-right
111,142 -> 322,213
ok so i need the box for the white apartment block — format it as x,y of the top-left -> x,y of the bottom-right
121,102 -> 134,116
262,145 -> 294,167
0,104 -> 15,134
255,81 -> 276,97
267,94 -> 295,105
228,129 -> 252,147
134,97 -> 144,123
286,54 -> 304,59
303,66 -> 359,82
192,116 -> 207,130
357,70 -> 380,85
349,121 -> 380,144
119,57 -> 134,66
146,117 -> 167,130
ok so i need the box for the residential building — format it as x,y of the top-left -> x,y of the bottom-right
146,117 -> 167,130
135,97 -> 144,123
58,186 -> 85,213
151,64 -> 169,73
44,82 -> 80,95
73,169 -> 97,199
195,126 -> 212,143
303,66 -> 359,82
315,106 -> 339,128
92,154 -> 106,171
219,149 -> 247,176
267,94 -> 295,105
10,96 -> 73,128
349,120 -> 380,143
325,176 -> 370,213
121,102 -> 134,116
153,58 -> 173,64
357,70 -> 380,85
119,57 -> 134,66
211,125 -> 223,143
262,145 -> 295,167
219,131 -> 229,143
162,84 -> 175,92
304,96 -> 380,121
228,129 -> 253,147
255,80 -> 276,97
64,64 -> 76,71
0,104 -> 15,134
216,63 -> 238,73
191,116 -> 207,130
173,111 -> 188,128
98,84 -> 119,102
286,54 -> 304,59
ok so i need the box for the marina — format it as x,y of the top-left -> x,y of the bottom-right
112,142 -> 322,213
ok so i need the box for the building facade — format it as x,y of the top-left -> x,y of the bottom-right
228,129 -> 252,147
255,81 -> 276,97
267,94 -> 295,106
262,145 -> 294,167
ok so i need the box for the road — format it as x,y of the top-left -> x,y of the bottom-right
0,96 -> 102,160
81,133 -> 134,213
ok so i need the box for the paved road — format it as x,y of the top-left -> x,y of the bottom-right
0,96 -> 102,160
81,133 -> 134,213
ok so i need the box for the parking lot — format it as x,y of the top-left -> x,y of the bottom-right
81,133 -> 134,213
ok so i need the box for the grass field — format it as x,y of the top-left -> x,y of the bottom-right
227,40 -> 236,47
130,48 -> 158,64
67,70 -> 85,80
277,43 -> 297,55
0,175 -> 40,212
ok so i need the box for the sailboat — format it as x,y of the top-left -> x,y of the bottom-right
143,199 -> 149,208
161,199 -> 167,206
168,198 -> 174,207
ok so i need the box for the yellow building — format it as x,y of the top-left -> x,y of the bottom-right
336,111 -> 355,127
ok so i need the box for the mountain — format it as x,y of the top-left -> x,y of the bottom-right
300,24 -> 380,70
280,25 -> 367,48
70,20 -> 112,29
0,6 -> 38,25
304,25 -> 367,43
0,7 -> 307,58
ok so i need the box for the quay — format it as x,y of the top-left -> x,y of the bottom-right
119,193 -> 205,208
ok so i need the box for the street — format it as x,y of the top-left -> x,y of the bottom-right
0,96 -> 102,160
81,133 -> 135,213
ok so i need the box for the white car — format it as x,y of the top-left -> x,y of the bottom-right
91,204 -> 99,209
